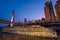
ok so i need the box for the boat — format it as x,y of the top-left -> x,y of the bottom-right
1,25 -> 57,40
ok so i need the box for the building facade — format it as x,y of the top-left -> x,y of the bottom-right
44,0 -> 56,22
54,0 -> 60,22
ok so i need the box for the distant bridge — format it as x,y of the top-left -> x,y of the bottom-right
0,20 -> 23,26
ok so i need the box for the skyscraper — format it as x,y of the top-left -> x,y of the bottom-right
24,18 -> 27,24
54,0 -> 60,22
44,0 -> 56,22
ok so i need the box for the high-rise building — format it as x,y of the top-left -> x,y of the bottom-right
44,0 -> 56,22
54,0 -> 60,22
24,18 -> 27,24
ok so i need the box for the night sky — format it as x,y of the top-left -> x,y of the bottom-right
0,0 -> 56,26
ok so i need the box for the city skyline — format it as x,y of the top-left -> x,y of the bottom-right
0,0 -> 56,26
0,0 -> 56,22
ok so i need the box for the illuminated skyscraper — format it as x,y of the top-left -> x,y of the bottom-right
44,0 -> 56,22
54,0 -> 60,22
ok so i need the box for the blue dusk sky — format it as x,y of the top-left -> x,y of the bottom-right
0,0 -> 56,26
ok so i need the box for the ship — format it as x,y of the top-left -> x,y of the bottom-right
1,25 -> 57,40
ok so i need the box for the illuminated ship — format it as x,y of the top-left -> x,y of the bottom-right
2,25 -> 57,38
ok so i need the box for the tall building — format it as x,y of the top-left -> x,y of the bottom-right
44,0 -> 56,22
54,0 -> 60,22
24,18 -> 27,24
10,10 -> 15,27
